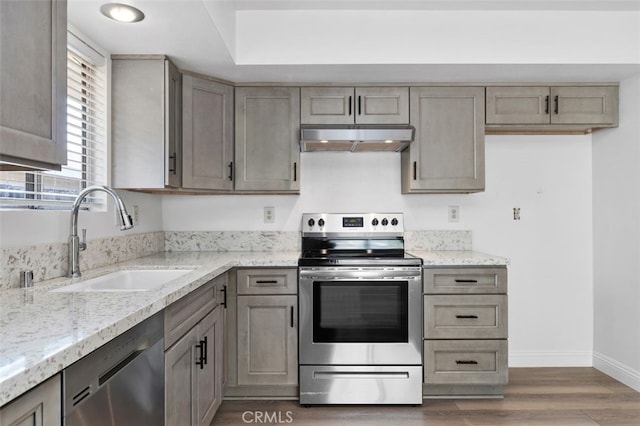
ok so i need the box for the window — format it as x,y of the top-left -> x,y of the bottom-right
0,31 -> 107,210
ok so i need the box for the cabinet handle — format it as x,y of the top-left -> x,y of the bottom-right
202,336 -> 208,365
456,315 -> 479,319
544,96 -> 550,114
358,95 -> 362,115
293,162 -> 297,182
169,153 -> 177,174
554,95 -> 559,114
455,360 -> 478,365
256,280 -> 278,284
290,306 -> 295,328
348,96 -> 352,116
454,279 -> 478,283
413,161 -> 417,180
221,285 -> 227,308
195,338 -> 206,370
228,162 -> 233,181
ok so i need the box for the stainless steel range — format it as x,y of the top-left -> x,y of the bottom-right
298,213 -> 423,405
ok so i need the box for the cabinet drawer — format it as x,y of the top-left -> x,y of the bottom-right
237,268 -> 297,295
423,267 -> 507,294
424,340 -> 508,385
165,277 -> 221,349
424,295 -> 507,339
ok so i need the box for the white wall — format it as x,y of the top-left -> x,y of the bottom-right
0,190 -> 163,248
236,10 -> 640,65
592,74 -> 640,391
163,135 -> 594,366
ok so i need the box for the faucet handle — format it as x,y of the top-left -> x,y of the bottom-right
80,228 -> 87,251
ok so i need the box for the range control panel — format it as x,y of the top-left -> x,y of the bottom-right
301,213 -> 404,234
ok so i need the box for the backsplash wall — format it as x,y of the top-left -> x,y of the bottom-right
1,229 -> 474,289
0,232 -> 164,290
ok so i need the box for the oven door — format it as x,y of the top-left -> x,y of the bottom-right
299,266 -> 422,366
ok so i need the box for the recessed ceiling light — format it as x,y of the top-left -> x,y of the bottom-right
384,140 -> 394,144
100,3 -> 145,23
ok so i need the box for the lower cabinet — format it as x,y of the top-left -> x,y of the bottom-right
225,268 -> 298,397
0,374 -> 61,426
236,295 -> 298,386
165,275 -> 226,426
423,266 -> 508,397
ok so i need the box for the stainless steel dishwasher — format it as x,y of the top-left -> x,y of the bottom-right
62,312 -> 164,426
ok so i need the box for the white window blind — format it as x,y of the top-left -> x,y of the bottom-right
0,31 -> 108,209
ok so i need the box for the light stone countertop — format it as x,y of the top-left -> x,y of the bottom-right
410,250 -> 510,266
0,249 -> 508,406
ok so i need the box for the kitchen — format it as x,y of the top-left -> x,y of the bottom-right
1,0 -> 640,425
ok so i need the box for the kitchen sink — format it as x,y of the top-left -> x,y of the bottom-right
51,269 -> 195,292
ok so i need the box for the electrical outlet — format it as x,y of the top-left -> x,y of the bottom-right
132,205 -> 139,224
264,206 -> 275,224
448,206 -> 460,223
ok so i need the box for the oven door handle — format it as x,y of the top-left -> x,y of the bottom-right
313,371 -> 410,379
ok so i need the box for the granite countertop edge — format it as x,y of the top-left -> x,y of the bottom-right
0,249 -> 508,406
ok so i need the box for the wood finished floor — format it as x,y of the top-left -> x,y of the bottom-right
211,368 -> 640,425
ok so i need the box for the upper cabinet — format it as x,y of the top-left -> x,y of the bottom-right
112,59 -> 235,192
0,0 -> 67,170
301,87 -> 409,125
402,87 -> 485,194
486,85 -> 619,132
182,75 -> 234,191
235,87 -> 300,193
112,55 -> 182,189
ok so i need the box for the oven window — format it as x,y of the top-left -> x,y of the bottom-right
313,281 -> 408,343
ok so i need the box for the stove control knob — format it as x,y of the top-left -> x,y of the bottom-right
308,218 -> 315,227
391,218 -> 399,226
381,218 -> 389,226
372,218 -> 379,226
318,218 -> 325,227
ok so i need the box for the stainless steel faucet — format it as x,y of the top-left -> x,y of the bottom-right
69,185 -> 134,278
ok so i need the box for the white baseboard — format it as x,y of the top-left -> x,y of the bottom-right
509,351 -> 593,367
593,351 -> 640,392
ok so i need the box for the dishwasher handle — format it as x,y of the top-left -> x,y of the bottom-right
98,348 -> 146,387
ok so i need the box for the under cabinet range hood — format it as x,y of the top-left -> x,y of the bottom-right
300,125 -> 415,152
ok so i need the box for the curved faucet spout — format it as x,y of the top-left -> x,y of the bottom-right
69,185 -> 134,277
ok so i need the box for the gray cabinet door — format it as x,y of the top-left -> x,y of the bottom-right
0,0 -> 67,170
486,86 -> 550,124
300,87 -> 354,125
196,307 -> 223,426
236,295 -> 298,386
182,75 -> 233,190
112,56 -> 177,189
402,87 -> 485,193
0,375 -> 61,426
551,86 -> 618,125
235,87 -> 300,192
165,326 -> 198,426
355,87 -> 409,124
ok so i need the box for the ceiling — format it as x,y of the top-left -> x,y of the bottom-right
67,0 -> 640,83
